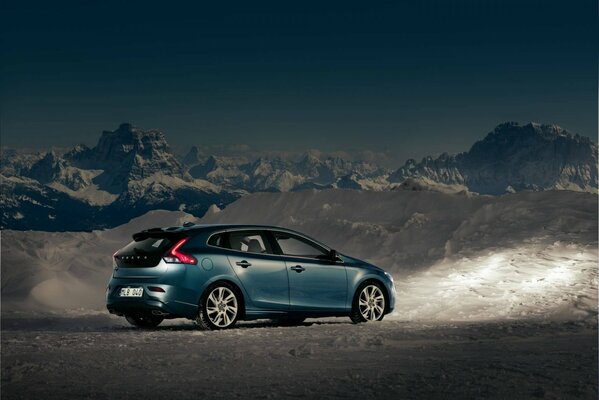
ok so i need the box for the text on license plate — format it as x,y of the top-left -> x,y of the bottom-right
120,287 -> 143,297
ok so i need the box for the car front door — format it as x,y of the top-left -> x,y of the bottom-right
224,230 -> 289,311
270,231 -> 347,312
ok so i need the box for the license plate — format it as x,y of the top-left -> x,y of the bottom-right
120,287 -> 143,297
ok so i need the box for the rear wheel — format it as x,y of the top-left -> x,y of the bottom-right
125,315 -> 164,328
350,282 -> 386,324
196,282 -> 240,330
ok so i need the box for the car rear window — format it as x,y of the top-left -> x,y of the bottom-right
208,233 -> 226,247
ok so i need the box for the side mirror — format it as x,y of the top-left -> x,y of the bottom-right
329,249 -> 338,262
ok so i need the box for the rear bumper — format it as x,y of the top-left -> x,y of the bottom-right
107,299 -> 176,317
106,281 -> 198,318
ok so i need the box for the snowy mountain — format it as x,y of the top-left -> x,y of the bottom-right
1,121 -> 596,231
390,122 -> 598,194
183,122 -> 597,194
183,150 -> 388,192
1,124 -> 239,231
65,123 -> 188,193
188,155 -> 251,188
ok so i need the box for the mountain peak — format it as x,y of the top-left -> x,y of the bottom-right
300,151 -> 322,166
87,124 -> 186,192
94,124 -> 169,162
2,120 -> 597,232
118,122 -> 134,130
391,121 -> 597,194
488,121 -> 588,143
182,145 -> 203,166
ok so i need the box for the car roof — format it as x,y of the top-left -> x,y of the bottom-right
132,223 -> 330,248
135,223 -> 306,236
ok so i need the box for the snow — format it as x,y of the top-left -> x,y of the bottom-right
3,122 -> 596,232
127,172 -> 221,197
50,182 -> 118,205
1,210 -> 199,312
397,243 -> 597,321
199,189 -> 598,322
0,316 -> 596,399
1,189 -> 596,323
390,177 -> 470,194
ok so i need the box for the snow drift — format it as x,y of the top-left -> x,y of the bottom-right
1,189 -> 596,322
1,210 -> 199,311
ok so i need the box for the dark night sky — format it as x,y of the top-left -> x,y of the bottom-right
1,0 -> 596,163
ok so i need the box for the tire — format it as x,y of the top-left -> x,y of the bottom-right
271,317 -> 306,326
125,315 -> 164,328
196,282 -> 241,330
350,281 -> 386,324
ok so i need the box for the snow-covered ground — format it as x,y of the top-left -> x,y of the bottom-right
1,315 -> 597,399
397,242 -> 597,321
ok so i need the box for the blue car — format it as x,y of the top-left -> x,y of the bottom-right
107,224 -> 396,329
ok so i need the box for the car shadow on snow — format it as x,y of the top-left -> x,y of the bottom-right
118,318 -> 354,331
0,315 -> 353,333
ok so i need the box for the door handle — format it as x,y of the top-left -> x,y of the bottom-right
236,260 -> 251,268
290,265 -> 305,273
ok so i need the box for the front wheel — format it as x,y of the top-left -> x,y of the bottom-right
125,315 -> 164,328
350,282 -> 386,324
196,282 -> 241,330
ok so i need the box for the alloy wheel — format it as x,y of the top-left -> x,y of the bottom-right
358,285 -> 385,321
206,286 -> 238,328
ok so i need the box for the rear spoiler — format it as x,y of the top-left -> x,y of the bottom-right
132,228 -> 184,242
132,222 -> 198,241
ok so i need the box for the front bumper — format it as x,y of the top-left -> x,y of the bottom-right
381,274 -> 396,314
388,281 -> 397,313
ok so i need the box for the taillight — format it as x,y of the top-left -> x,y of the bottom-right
163,237 -> 197,265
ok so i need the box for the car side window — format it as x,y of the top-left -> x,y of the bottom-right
273,232 -> 328,258
207,233 -> 226,248
227,231 -> 273,254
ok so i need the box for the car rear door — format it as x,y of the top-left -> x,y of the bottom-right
113,235 -> 177,279
224,230 -> 289,311
270,231 -> 347,312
